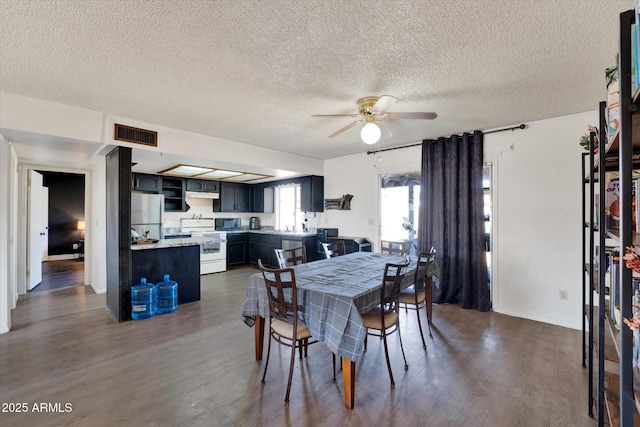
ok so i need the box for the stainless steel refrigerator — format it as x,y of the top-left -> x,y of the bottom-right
131,193 -> 165,240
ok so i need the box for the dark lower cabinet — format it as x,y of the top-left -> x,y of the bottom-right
257,234 -> 281,268
248,236 -> 260,264
227,233 -> 247,267
228,232 -> 320,268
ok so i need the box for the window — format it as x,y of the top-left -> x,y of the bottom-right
380,173 -> 420,255
275,184 -> 302,231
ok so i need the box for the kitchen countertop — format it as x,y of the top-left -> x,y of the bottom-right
131,236 -> 220,250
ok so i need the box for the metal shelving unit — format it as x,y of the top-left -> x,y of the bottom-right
584,10 -> 640,426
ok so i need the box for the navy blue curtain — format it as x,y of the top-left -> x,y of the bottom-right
418,131 -> 490,312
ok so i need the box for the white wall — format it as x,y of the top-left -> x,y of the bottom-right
89,160 -> 107,294
324,111 -> 594,329
485,112 -> 593,329
0,137 -> 19,334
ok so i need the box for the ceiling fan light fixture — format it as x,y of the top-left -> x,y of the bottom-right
361,122 -> 381,145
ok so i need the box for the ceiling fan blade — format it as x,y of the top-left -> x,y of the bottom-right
312,114 -> 360,118
371,95 -> 396,113
382,112 -> 438,120
328,120 -> 362,138
375,120 -> 393,139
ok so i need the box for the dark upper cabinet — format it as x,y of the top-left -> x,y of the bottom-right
263,186 -> 274,213
132,173 -> 161,193
186,179 -> 219,193
218,182 -> 251,212
251,183 -> 264,213
300,175 -> 324,212
161,177 -> 186,212
251,184 -> 275,213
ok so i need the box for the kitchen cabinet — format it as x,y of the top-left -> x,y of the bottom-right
300,175 -> 324,212
251,184 -> 274,213
132,173 -> 161,193
257,234 -> 281,268
227,233 -> 247,267
161,177 -> 186,212
217,182 -> 251,212
186,179 -> 219,193
248,234 -> 260,264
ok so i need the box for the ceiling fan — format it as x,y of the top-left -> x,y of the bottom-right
312,95 -> 437,144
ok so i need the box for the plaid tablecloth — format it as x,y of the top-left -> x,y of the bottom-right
241,252 -> 439,363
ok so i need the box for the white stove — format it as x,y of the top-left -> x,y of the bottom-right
180,218 -> 227,274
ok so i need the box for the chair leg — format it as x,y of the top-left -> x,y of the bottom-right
285,339 -> 296,402
415,308 -> 427,350
381,328 -> 395,387
426,278 -> 434,338
397,322 -> 409,372
332,353 -> 336,381
261,330 -> 273,384
304,338 -> 308,358
364,332 -> 368,352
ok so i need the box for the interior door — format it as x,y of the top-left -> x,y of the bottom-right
28,170 -> 48,290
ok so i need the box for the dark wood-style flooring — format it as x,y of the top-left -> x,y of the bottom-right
29,259 -> 84,292
0,267 -> 595,427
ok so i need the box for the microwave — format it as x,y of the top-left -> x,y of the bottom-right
215,218 -> 242,231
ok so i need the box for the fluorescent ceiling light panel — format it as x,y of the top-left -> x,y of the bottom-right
200,170 -> 243,179
163,165 -> 213,176
224,173 -> 269,182
158,164 -> 274,181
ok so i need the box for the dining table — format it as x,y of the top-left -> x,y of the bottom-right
241,251 -> 439,408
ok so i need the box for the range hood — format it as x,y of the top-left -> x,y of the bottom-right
185,191 -> 219,199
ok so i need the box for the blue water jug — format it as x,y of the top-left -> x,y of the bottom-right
131,278 -> 156,320
156,274 -> 178,314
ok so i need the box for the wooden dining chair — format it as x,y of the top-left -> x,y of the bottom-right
361,257 -> 411,387
274,245 -> 307,268
398,247 -> 436,349
380,240 -> 410,256
258,259 -> 317,402
321,240 -> 346,259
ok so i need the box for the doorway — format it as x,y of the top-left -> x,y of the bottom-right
29,171 -> 86,293
379,172 -> 421,255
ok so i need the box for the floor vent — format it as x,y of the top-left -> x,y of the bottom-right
114,124 -> 158,147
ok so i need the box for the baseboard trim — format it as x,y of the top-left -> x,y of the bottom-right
46,254 -> 78,261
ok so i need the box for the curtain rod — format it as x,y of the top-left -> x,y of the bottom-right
365,123 -> 527,155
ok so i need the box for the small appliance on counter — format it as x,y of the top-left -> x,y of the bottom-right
249,217 -> 260,230
215,218 -> 242,231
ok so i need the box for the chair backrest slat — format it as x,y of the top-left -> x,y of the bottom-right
322,240 -> 346,259
381,240 -> 410,256
275,246 -> 307,268
380,258 -> 411,309
414,247 -> 436,292
258,260 -> 299,325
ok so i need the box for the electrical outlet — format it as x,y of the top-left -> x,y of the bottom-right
559,290 -> 568,300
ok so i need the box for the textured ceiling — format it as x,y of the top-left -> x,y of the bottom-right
0,0 -> 634,164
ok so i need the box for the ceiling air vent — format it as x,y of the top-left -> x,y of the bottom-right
114,124 -> 158,147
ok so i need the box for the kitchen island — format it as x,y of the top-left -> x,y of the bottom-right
129,238 -> 205,320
